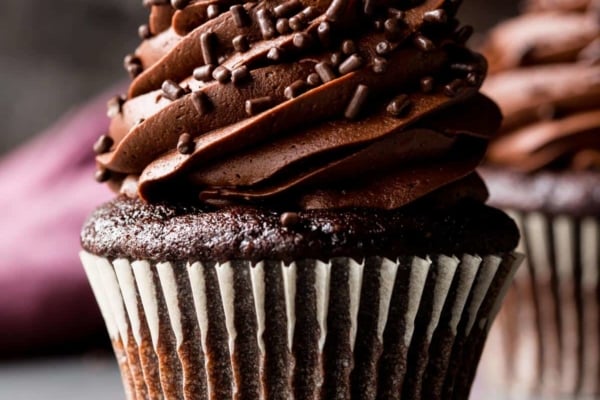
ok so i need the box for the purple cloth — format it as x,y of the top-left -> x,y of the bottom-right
0,89 -> 117,354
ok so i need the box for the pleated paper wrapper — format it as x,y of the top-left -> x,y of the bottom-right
80,251 -> 522,400
482,213 -> 600,399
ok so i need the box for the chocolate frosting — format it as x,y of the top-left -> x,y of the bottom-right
482,5 -> 600,173
97,0 -> 501,210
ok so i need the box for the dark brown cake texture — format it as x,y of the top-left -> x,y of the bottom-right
80,0 -> 522,399
82,197 -> 518,263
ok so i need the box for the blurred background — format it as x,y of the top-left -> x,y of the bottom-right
0,0 -> 520,398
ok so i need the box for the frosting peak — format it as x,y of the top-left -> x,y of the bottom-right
96,0 -> 501,209
482,4 -> 600,173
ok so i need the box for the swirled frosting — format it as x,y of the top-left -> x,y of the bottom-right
482,3 -> 600,173
95,0 -> 501,210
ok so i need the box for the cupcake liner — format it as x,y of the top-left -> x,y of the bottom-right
81,251 -> 522,400
483,211 -> 600,398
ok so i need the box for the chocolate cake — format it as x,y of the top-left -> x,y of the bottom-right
79,0 -> 522,398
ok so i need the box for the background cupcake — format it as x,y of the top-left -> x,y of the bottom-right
480,1 -> 600,397
80,0 -> 522,398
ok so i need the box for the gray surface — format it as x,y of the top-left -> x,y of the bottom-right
0,357 -> 551,399
0,0 -> 519,156
0,356 -> 123,400
0,0 -> 145,155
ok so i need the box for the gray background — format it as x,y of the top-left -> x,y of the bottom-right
0,0 -> 520,156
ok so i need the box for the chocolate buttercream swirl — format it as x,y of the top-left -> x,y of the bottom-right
482,4 -> 600,173
97,0 -> 501,209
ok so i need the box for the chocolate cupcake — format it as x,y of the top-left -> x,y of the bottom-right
80,0 -> 522,399
480,2 -> 600,398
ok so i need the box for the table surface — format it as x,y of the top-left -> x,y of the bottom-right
0,356 -> 124,400
0,356 -> 544,400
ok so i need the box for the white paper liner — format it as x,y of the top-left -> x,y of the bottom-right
81,251 -> 522,400
482,212 -> 600,398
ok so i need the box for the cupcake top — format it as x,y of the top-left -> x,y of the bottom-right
94,0 -> 501,211
482,2 -> 600,173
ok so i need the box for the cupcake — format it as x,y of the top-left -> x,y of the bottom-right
80,0 -> 521,399
480,2 -> 600,398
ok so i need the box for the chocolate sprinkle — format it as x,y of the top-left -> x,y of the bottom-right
454,25 -> 474,44
232,35 -> 250,52
325,0 -> 346,22
177,133 -> 194,155
138,24 -> 152,40
274,0 -> 302,18
161,80 -> 185,101
245,96 -> 273,116
466,72 -> 479,86
317,21 -> 333,47
301,6 -> 319,20
171,0 -> 189,10
280,212 -> 300,227
200,32 -> 217,65
232,65 -> 250,84
451,63 -> 478,72
413,34 -> 435,51
342,40 -> 357,55
284,80 -> 307,99
372,57 -> 388,74
123,54 -> 138,66
93,135 -> 114,155
421,76 -> 435,93
444,79 -> 464,97
267,47 -> 282,61
257,9 -> 276,39
212,66 -> 231,83
127,64 -> 143,79
193,64 -> 215,81
423,9 -> 447,24
345,84 -> 369,119
331,52 -> 344,66
307,73 -> 321,86
388,8 -> 404,20
387,94 -> 412,117
338,54 -> 363,75
289,15 -> 305,31
293,32 -> 312,49
191,91 -> 212,115
207,4 -> 220,19
315,62 -> 337,82
230,5 -> 250,27
276,18 -> 291,34
384,18 -> 403,39
95,167 -> 111,183
376,41 -> 392,55
106,95 -> 125,118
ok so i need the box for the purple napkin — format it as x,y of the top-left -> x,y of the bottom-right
0,88 -> 118,355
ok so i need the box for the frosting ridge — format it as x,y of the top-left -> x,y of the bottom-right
97,0 -> 501,209
482,4 -> 600,173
